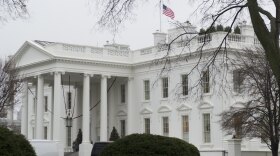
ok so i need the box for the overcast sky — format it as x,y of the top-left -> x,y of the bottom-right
0,0 -> 199,57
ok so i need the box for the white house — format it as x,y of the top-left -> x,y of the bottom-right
14,22 -> 270,156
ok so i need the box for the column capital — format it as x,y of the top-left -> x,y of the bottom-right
83,73 -> 94,77
101,74 -> 111,79
53,71 -> 65,75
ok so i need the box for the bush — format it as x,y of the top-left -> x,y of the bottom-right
101,134 -> 200,156
216,24 -> 224,31
109,126 -> 120,141
0,126 -> 36,156
199,28 -> 206,35
234,26 -> 241,34
224,26 -> 232,33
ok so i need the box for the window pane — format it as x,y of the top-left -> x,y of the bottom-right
182,75 -> 188,95
203,114 -> 211,143
44,126 -> 47,140
202,69 -> 210,93
162,78 -> 168,98
121,84 -> 125,103
144,118 -> 150,134
182,115 -> 189,142
120,120 -> 126,137
144,80 -> 150,100
233,69 -> 244,93
162,117 -> 169,136
44,96 -> 48,112
33,98 -> 36,114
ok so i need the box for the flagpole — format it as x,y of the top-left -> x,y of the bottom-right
159,0 -> 162,32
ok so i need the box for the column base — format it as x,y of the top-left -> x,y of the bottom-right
79,142 -> 92,156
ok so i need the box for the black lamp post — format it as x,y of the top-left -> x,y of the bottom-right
66,115 -> 73,127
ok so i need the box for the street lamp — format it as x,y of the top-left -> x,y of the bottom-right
65,116 -> 73,127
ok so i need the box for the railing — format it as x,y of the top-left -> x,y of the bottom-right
228,34 -> 245,42
63,44 -> 86,53
140,48 -> 153,55
197,34 -> 212,43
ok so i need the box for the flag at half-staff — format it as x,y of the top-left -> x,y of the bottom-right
162,4 -> 175,19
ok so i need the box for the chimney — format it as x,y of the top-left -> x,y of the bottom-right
153,30 -> 167,46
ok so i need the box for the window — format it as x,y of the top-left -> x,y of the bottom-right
44,96 -> 48,112
44,126 -> 47,140
120,120 -> 126,138
233,69 -> 244,93
162,117 -> 169,136
182,74 -> 188,96
67,92 -> 72,109
67,127 -> 71,146
144,118 -> 150,134
144,80 -> 150,100
121,84 -> 125,103
33,98 -> 36,114
162,77 -> 168,98
203,113 -> 211,143
32,127 -> 35,139
202,69 -> 210,93
182,115 -> 189,142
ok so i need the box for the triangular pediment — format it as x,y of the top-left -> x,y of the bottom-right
117,110 -> 127,117
177,104 -> 192,111
198,102 -> 213,109
158,105 -> 172,113
140,107 -> 153,115
14,41 -> 53,68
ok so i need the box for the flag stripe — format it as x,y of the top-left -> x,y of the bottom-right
163,4 -> 175,19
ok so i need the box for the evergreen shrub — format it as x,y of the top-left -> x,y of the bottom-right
0,126 -> 36,156
101,134 -> 200,156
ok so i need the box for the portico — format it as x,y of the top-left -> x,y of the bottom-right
15,40 -> 134,156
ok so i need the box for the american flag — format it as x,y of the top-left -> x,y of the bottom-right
163,4 -> 175,19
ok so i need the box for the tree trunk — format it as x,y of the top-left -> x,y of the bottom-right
272,143 -> 279,156
247,0 -> 280,85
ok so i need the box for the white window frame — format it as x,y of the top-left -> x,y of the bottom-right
233,69 -> 244,93
202,113 -> 211,143
181,74 -> 188,96
202,69 -> 210,93
162,77 -> 169,98
162,116 -> 169,136
182,115 -> 189,142
120,119 -> 126,138
44,126 -> 48,140
144,118 -> 150,134
143,80 -> 150,101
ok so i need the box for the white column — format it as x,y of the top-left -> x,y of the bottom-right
127,77 -> 134,134
82,74 -> 90,143
21,80 -> 28,137
79,74 -> 92,156
100,75 -> 108,141
36,74 -> 44,139
53,72 -> 61,141
228,139 -> 242,156
53,72 -> 64,156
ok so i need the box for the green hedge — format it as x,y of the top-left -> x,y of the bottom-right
101,134 -> 200,156
0,126 -> 36,156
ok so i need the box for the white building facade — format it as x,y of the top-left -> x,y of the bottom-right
15,23 -> 270,156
